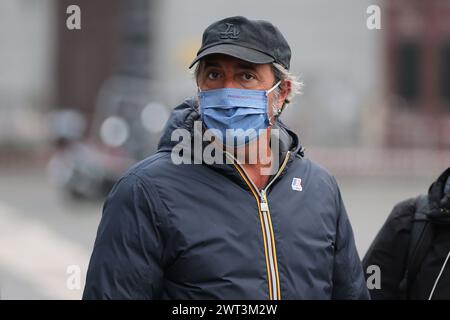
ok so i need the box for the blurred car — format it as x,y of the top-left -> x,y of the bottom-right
47,76 -> 169,200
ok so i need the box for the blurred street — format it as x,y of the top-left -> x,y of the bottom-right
0,165 -> 435,299
0,167 -> 102,299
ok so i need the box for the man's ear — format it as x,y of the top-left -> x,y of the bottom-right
279,80 -> 292,106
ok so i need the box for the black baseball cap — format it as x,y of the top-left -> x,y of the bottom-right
189,16 -> 291,70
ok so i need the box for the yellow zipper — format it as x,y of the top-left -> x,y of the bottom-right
230,151 -> 291,300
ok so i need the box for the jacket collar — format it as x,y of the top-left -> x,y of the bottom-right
157,97 -> 304,190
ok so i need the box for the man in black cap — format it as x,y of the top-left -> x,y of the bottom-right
83,16 -> 369,300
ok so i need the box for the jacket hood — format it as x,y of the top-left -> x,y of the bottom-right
157,97 -> 305,157
415,167 -> 450,224
156,98 -> 305,190
427,167 -> 450,222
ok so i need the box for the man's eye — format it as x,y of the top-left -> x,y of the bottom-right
242,73 -> 255,81
207,72 -> 220,80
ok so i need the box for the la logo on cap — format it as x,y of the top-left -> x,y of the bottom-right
220,23 -> 240,39
291,178 -> 303,191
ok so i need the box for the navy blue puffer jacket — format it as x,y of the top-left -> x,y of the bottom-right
83,98 -> 369,300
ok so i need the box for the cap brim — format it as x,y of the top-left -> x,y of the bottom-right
189,43 -> 274,69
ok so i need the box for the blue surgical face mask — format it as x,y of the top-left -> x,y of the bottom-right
198,81 -> 281,147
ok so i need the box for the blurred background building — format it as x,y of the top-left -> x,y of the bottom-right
0,0 -> 449,299
385,0 -> 450,149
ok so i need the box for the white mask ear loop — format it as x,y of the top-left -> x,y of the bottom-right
266,81 -> 282,126
428,248 -> 450,300
266,81 -> 281,96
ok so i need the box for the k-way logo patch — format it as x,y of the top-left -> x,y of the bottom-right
291,178 -> 303,191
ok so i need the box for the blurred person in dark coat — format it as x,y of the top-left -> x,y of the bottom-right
363,167 -> 450,299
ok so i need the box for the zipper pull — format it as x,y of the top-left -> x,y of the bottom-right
260,191 -> 269,212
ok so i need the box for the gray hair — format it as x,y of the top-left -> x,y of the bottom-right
271,63 -> 303,103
